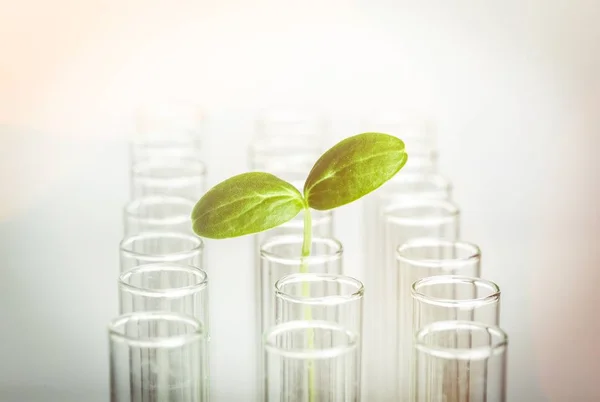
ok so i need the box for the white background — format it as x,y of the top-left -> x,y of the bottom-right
1,1 -> 599,401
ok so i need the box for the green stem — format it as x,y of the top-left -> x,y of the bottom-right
299,206 -> 315,402
300,207 -> 312,273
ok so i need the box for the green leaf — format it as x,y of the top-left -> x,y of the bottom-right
191,172 -> 305,239
303,132 -> 408,210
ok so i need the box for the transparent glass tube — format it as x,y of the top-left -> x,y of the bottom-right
410,275 -> 500,401
255,108 -> 329,139
274,273 -> 364,399
366,200 -> 460,402
131,142 -> 203,168
377,172 -> 452,202
249,108 -> 328,173
131,103 -> 204,165
118,263 -> 209,330
412,275 -> 501,330
360,111 -> 438,173
396,239 -> 481,402
254,208 -> 334,323
400,149 -> 439,173
252,204 -> 334,398
413,321 -> 508,402
119,232 -> 204,273
274,273 -> 363,331
109,311 -> 207,402
258,236 -> 343,400
130,159 -> 206,201
248,140 -> 322,176
364,174 -> 452,273
362,173 -> 452,398
363,173 -> 453,282
248,169 -> 334,400
123,195 -> 196,235
260,236 -> 344,347
118,263 -> 210,401
359,111 -> 437,153
264,320 -> 359,402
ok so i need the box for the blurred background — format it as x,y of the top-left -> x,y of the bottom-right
1,0 -> 599,401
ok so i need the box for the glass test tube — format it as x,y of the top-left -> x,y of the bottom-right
119,262 -> 209,330
248,120 -> 331,402
413,320 -> 508,402
124,195 -> 196,235
369,200 -> 460,402
254,108 -> 329,141
412,275 -> 501,330
131,102 -> 204,165
359,112 -> 438,173
249,141 -> 323,173
361,173 -> 453,401
274,273 -> 363,332
118,263 -> 210,401
260,237 -> 344,340
274,273 -> 364,399
395,239 -> 481,402
358,111 -> 437,148
130,159 -> 207,201
410,275 -> 500,401
249,108 -> 329,173
258,236 -> 343,400
119,232 -> 204,273
264,320 -> 359,402
109,311 -> 207,402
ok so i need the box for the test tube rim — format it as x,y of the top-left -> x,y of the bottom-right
383,198 -> 460,226
108,311 -> 204,349
396,237 -> 480,269
260,235 -> 343,266
411,274 -> 500,308
120,231 -> 204,262
119,262 -> 208,298
274,272 -> 364,306
124,195 -> 195,225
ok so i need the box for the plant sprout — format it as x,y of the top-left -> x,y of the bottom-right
192,132 -> 407,258
191,132 -> 407,400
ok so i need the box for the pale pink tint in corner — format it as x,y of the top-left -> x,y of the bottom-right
530,105 -> 600,402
